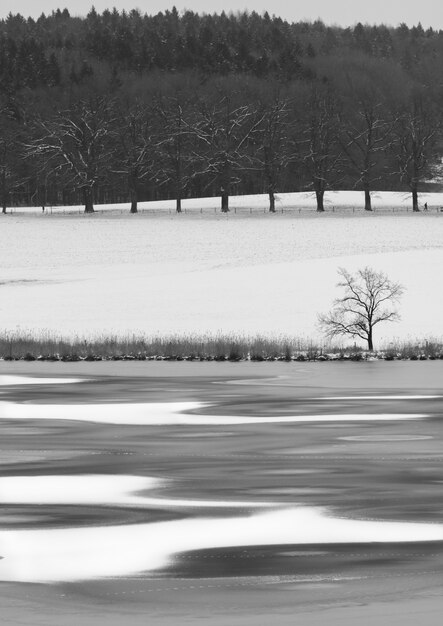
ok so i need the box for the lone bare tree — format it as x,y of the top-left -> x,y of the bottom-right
318,267 -> 404,351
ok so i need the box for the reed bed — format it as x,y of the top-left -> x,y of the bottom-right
0,332 -> 442,362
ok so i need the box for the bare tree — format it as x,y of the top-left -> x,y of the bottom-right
255,95 -> 291,212
112,101 -> 156,213
193,91 -> 262,212
299,84 -> 342,212
28,98 -> 114,213
336,60 -> 397,211
0,102 -> 23,214
154,96 -> 195,213
392,87 -> 439,211
0,134 -> 17,214
318,267 -> 404,351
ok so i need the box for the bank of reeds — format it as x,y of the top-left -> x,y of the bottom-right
0,332 -> 314,362
0,332 -> 442,362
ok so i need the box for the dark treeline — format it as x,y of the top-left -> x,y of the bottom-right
1,7 -> 443,213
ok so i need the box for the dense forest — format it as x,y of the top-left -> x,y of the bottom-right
0,7 -> 443,212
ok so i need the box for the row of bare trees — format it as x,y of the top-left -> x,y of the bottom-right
1,69 -> 441,214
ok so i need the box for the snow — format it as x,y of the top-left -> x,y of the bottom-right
313,396 -> 442,400
0,376 -> 82,385
0,401 -> 426,424
1,504 -> 443,582
1,190 -> 443,343
0,474 -> 274,509
7,190 -> 443,214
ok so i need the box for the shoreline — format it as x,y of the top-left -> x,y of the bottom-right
1,334 -> 442,363
1,355 -> 442,362
2,357 -> 443,382
1,349 -> 441,363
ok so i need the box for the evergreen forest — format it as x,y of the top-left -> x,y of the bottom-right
1,6 -> 443,212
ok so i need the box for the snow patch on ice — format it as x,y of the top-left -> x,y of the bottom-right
0,401 -> 426,425
315,396 -> 442,400
1,505 -> 442,582
0,376 -> 83,386
0,474 -> 274,509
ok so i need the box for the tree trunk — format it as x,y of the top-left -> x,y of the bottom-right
221,159 -> 230,212
364,185 -> 372,211
269,190 -> 276,213
83,187 -> 94,213
1,171 -> 6,213
315,189 -> 325,212
37,183 -> 46,212
264,147 -> 276,213
130,188 -> 138,214
367,331 -> 373,351
176,156 -> 183,213
128,173 -> 139,213
412,186 -> 419,212
221,190 -> 229,213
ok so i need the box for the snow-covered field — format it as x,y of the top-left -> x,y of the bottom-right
1,190 -> 443,344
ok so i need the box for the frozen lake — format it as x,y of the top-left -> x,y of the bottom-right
1,361 -> 443,624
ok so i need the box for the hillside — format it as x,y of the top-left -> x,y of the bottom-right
1,9 -> 443,212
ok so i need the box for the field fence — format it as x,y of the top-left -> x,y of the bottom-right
5,204 -> 443,216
